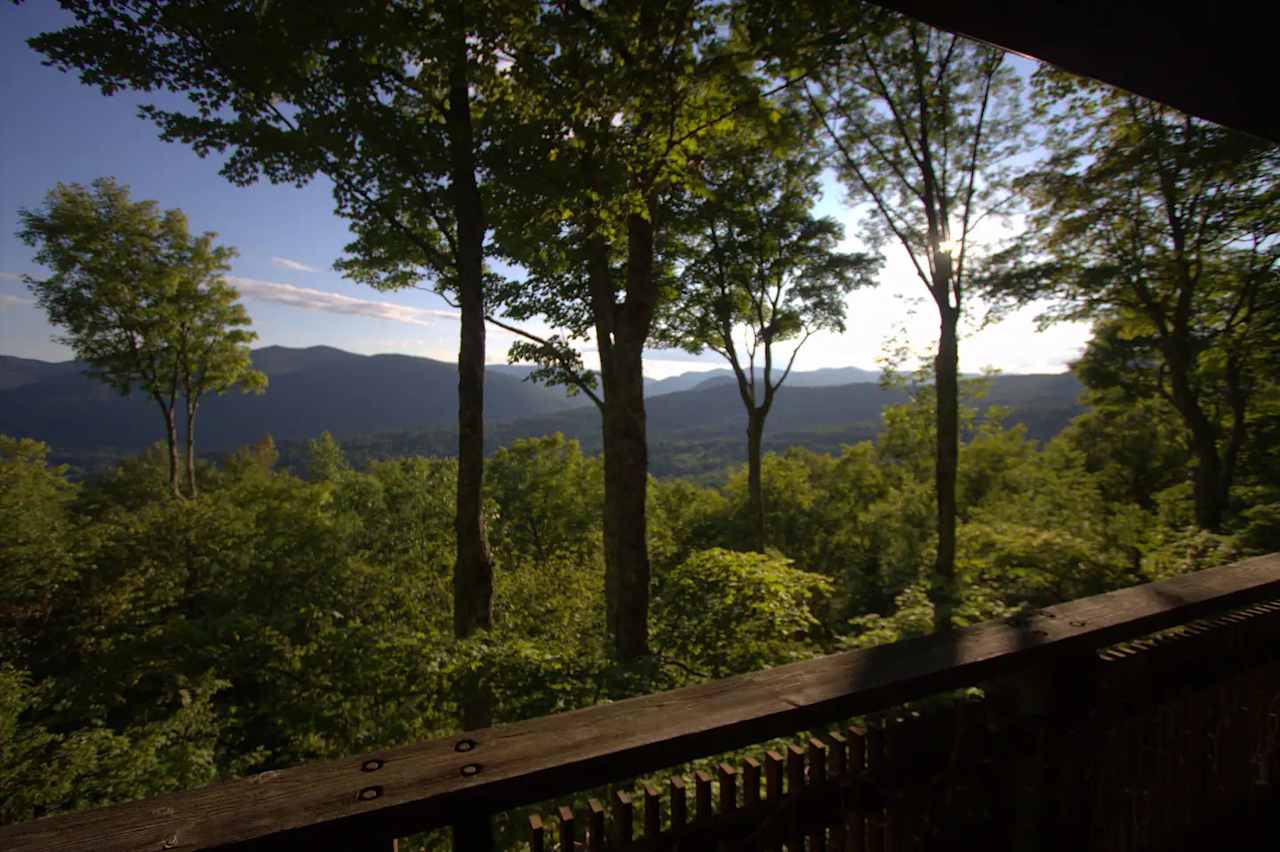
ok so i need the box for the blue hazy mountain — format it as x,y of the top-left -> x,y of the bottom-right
0,347 -> 1083,480
0,346 -> 579,453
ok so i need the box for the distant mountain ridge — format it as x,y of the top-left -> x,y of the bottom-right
0,354 -> 83,390
0,347 -> 1084,479
0,346 -> 579,453
643,365 -> 882,396
500,372 -> 1083,449
271,370 -> 1086,482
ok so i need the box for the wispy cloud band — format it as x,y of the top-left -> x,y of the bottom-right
227,276 -> 458,327
0,271 -> 26,282
271,256 -> 320,273
0,294 -> 34,308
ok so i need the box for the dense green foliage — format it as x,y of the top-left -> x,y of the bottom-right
805,12 -> 1026,629
662,104 -> 880,549
4,373 -> 1275,835
992,69 -> 1280,533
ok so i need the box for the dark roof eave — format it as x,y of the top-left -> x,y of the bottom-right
869,0 -> 1278,144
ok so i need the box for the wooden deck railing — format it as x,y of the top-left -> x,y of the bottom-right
2,552 -> 1279,852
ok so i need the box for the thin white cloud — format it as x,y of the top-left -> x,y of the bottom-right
0,294 -> 34,308
643,346 -> 722,365
643,359 -> 724,380
227,277 -> 459,327
271,256 -> 320,273
0,272 -> 25,281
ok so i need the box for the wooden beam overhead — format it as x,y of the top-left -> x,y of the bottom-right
870,0 -> 1279,144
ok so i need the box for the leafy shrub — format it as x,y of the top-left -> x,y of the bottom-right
652,547 -> 831,680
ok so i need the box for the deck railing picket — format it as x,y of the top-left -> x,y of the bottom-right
807,738 -> 828,852
882,721 -> 901,852
785,744 -> 805,851
669,776 -> 687,838
587,799 -> 604,852
694,770 -> 713,825
558,805 -> 575,852
612,790 -> 633,849
744,756 -> 762,808
764,750 -> 784,852
742,756 -> 762,852
643,782 -> 661,845
528,814 -> 544,852
827,732 -> 848,852
865,722 -> 885,852
717,763 -> 737,852
847,726 -> 866,852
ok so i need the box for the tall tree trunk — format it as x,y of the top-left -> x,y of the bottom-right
1188,429 -> 1224,531
162,404 -> 180,499
747,408 -> 766,552
599,396 -> 621,640
184,401 -> 198,498
594,210 -> 656,664
601,337 -> 651,662
585,231 -> 624,660
446,8 -> 493,723
1220,354 -> 1248,514
1164,340 -> 1225,531
932,305 -> 960,632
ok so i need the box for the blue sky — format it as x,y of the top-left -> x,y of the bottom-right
0,3 -> 1089,378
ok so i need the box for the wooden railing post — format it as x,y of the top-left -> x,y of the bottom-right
990,651 -> 1095,852
451,812 -> 493,852
1008,668 -> 1053,852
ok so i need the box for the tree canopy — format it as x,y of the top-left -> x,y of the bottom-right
18,178 -> 264,498
489,0 -> 784,662
663,109 -> 879,549
993,69 -> 1280,531
805,13 -> 1025,630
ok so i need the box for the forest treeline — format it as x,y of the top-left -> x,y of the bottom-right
3,0 -> 1278,842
